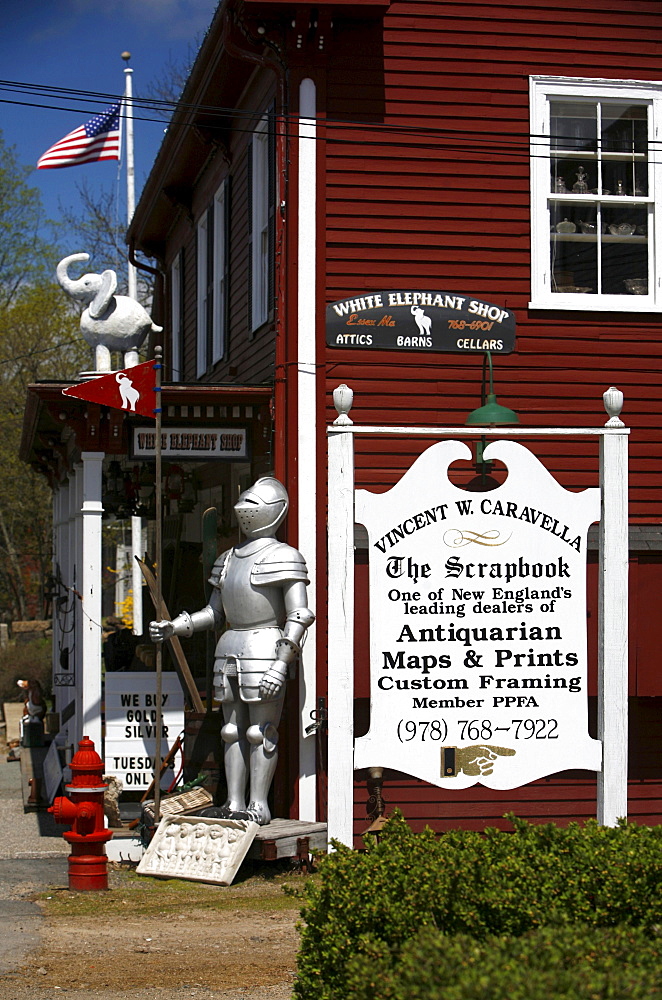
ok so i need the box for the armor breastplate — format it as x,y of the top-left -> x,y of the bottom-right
220,541 -> 286,628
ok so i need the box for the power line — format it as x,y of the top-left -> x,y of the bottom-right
1,77 -> 660,162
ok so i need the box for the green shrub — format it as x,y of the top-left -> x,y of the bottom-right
293,812 -> 662,1000
345,923 -> 662,1000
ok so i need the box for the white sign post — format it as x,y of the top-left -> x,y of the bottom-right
327,387 -> 628,847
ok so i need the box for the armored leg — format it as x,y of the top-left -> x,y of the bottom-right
245,696 -> 285,825
219,678 -> 249,815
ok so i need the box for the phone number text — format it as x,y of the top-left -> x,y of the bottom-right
396,718 -> 559,742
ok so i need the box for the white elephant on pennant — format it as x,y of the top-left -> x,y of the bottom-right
56,252 -> 162,372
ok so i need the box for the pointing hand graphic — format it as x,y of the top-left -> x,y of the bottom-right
442,745 -> 516,777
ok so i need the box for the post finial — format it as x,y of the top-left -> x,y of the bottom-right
603,387 -> 625,427
333,384 -> 354,425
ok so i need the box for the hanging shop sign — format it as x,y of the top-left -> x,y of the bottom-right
105,672 -> 184,790
353,439 -> 601,789
131,426 -> 248,460
326,290 -> 516,353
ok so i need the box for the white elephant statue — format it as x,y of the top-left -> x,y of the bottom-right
56,252 -> 163,372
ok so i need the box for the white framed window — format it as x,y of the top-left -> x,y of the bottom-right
170,252 -> 182,380
250,113 -> 274,332
196,209 -> 210,377
212,179 -> 229,364
530,76 -> 662,311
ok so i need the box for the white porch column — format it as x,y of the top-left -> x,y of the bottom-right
72,465 -> 84,745
597,390 -> 629,825
80,452 -> 105,752
297,77 -> 318,820
327,388 -> 356,848
131,515 -> 143,635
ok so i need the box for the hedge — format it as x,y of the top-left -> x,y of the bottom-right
345,923 -> 662,1000
292,812 -> 662,1000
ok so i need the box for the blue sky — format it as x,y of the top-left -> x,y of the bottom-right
0,0 -> 219,249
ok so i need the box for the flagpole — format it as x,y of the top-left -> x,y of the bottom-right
153,346 -> 164,822
122,51 -> 137,299
122,52 -> 145,639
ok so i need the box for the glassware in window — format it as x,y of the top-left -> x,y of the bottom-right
608,222 -> 635,236
573,167 -> 589,194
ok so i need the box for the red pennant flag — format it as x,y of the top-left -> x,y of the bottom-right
62,361 -> 159,419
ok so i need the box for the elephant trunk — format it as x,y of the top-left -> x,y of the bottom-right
56,253 -> 90,296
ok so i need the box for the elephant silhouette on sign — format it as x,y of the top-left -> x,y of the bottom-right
56,252 -> 162,372
116,372 -> 140,411
411,305 -> 432,338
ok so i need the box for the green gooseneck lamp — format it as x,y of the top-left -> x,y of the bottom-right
465,350 -> 519,491
465,350 -> 519,427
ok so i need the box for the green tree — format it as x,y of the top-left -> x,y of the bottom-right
0,282 -> 86,618
0,129 -> 89,619
0,134 -> 53,308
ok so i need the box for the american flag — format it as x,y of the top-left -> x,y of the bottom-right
37,102 -> 122,169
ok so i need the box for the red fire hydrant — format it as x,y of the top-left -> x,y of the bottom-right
49,735 -> 113,890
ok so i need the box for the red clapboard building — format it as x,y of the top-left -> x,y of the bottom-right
127,0 -> 662,838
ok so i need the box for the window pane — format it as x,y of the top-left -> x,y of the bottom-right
601,104 -> 647,154
601,157 -> 648,198
551,158 -> 598,195
550,102 -> 597,151
550,200 -> 597,293
601,204 -> 648,295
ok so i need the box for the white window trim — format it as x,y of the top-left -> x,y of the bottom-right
196,212 -> 209,377
170,254 -> 182,380
212,180 -> 228,364
530,75 -> 662,313
251,116 -> 270,332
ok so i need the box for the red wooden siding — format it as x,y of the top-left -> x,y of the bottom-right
321,0 -> 662,521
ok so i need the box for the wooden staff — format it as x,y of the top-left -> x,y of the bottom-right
137,558 -> 204,713
127,734 -> 183,829
153,346 -> 164,821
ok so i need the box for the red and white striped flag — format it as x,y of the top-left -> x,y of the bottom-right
37,102 -> 122,169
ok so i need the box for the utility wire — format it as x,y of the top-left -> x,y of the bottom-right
3,90 -> 657,168
0,78 -> 658,159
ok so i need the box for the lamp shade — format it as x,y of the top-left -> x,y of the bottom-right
465,392 -> 519,426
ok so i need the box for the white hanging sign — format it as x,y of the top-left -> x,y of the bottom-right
354,439 -> 602,789
131,426 -> 248,459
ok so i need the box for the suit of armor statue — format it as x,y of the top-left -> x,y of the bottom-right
149,478 -> 314,825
